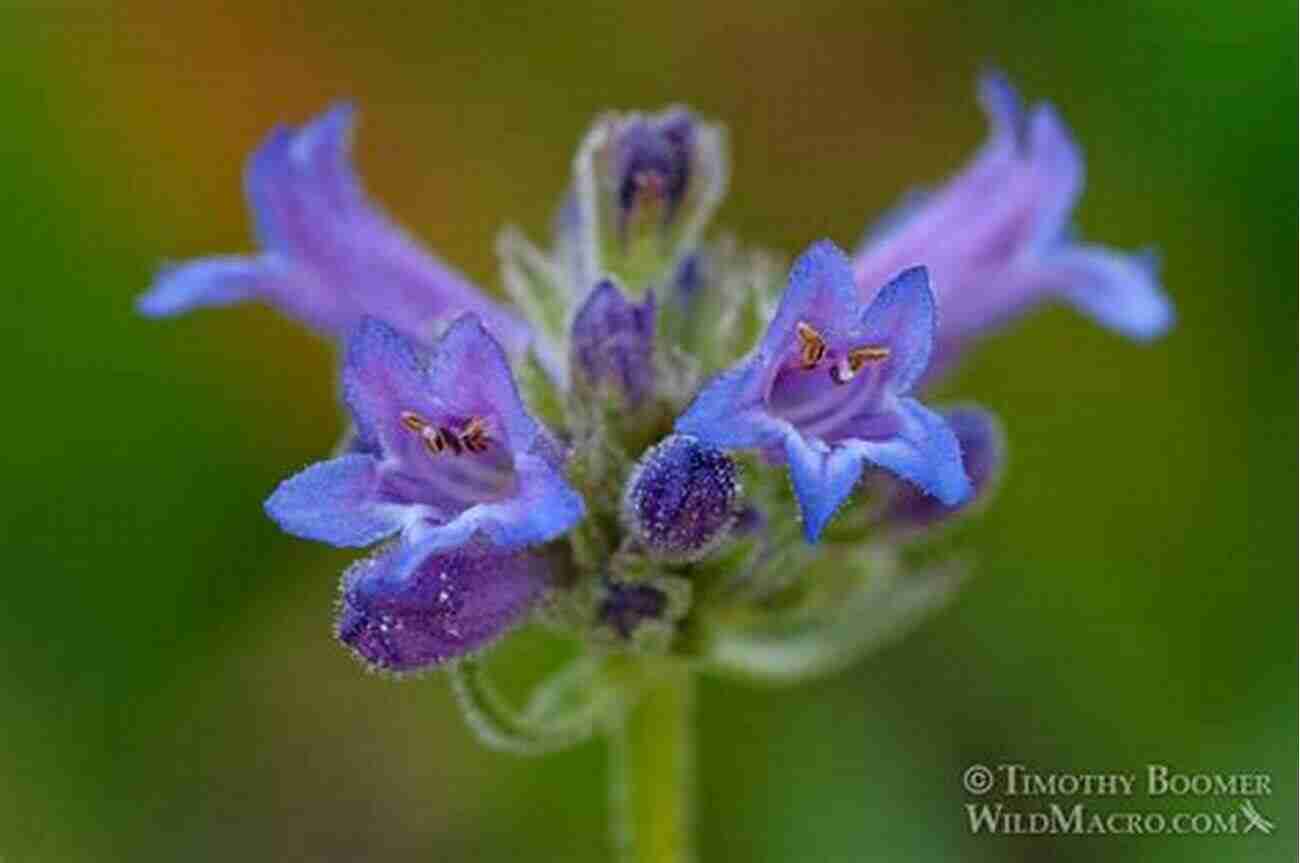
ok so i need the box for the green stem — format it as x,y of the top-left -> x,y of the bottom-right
610,662 -> 694,863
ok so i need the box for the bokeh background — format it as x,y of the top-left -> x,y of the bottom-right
0,1 -> 1294,861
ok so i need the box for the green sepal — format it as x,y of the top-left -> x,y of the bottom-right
670,238 -> 785,373
701,555 -> 969,685
516,348 -> 568,435
449,656 -> 605,755
496,225 -> 572,379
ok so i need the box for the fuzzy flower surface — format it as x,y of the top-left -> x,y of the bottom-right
137,104 -> 529,356
853,74 -> 1173,375
676,241 -> 970,541
265,315 -> 583,554
336,540 -> 548,672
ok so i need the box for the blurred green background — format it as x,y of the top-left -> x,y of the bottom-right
0,1 -> 1294,860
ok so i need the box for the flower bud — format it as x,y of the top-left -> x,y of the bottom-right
570,278 -> 656,406
572,107 -> 728,296
611,112 -> 695,241
623,434 -> 739,560
336,542 -> 546,673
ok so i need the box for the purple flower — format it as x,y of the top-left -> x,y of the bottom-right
138,103 -> 529,357
623,434 -> 739,559
337,540 -> 548,672
877,405 -> 1004,534
852,73 -> 1173,374
570,279 -> 657,405
675,241 -> 970,542
265,314 -> 584,554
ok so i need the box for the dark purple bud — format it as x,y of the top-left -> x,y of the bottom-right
336,541 -> 547,673
614,111 -> 695,236
599,580 -> 668,638
623,434 -> 739,559
570,279 -> 656,406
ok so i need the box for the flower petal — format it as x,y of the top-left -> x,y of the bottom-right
783,432 -> 867,542
674,361 -> 779,450
1034,245 -> 1174,340
263,454 -> 410,547
336,539 -> 548,672
137,255 -> 278,318
408,453 -> 585,554
428,315 -> 554,458
845,397 -> 970,506
977,70 -> 1026,145
881,405 -> 1004,532
341,316 -> 439,460
856,265 -> 935,394
761,240 -> 860,355
1023,103 -> 1084,250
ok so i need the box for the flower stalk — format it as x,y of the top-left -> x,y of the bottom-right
610,660 -> 694,863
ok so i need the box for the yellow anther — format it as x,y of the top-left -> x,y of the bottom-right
795,321 -> 827,369
399,410 -> 490,457
830,345 -> 891,385
847,345 -> 890,372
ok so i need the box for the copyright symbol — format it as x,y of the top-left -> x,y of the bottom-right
963,764 -> 994,795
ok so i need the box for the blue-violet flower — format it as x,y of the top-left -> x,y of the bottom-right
852,73 -> 1173,375
676,241 -> 970,542
265,314 -> 583,554
138,104 -> 530,356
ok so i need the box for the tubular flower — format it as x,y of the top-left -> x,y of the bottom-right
265,315 -> 583,555
852,73 -> 1173,375
675,241 -> 970,541
138,104 -> 529,356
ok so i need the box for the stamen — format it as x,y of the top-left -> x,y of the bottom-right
460,417 -> 490,453
830,345 -> 891,385
795,321 -> 827,369
847,345 -> 890,371
399,411 -> 490,458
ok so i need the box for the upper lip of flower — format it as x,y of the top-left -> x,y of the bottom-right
265,314 -> 584,554
675,240 -> 971,541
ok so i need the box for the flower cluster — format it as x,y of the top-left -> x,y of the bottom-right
141,74 -> 1170,699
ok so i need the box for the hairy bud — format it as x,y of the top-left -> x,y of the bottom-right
623,434 -> 739,560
